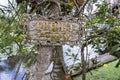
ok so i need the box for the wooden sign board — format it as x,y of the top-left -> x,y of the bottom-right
25,18 -> 80,45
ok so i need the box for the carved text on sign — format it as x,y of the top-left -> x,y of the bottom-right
27,20 -> 79,45
35,22 -> 73,32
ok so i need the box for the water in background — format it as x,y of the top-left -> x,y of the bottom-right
0,56 -> 26,80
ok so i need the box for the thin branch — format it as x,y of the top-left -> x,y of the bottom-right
14,40 -> 21,50
21,72 -> 26,80
75,0 -> 90,16
0,4 -> 9,8
81,43 -> 86,80
14,58 -> 23,80
0,48 -> 9,54
8,0 -> 21,20
73,0 -> 79,10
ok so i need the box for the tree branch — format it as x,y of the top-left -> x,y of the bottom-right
73,0 -> 79,10
14,58 -> 23,80
75,0 -> 90,16
21,72 -> 26,80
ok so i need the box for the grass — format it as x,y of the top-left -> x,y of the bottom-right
73,60 -> 120,80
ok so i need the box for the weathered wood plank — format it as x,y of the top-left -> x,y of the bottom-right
24,14 -> 81,46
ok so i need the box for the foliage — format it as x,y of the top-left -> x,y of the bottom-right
0,1 -> 39,79
83,0 -> 120,58
1,0 -> 120,79
0,0 -> 38,65
65,46 -> 81,75
78,0 -> 120,70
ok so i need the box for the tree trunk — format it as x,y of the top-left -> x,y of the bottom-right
51,46 -> 65,80
28,45 -> 65,80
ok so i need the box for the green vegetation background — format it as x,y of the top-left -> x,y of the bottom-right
74,60 -> 120,80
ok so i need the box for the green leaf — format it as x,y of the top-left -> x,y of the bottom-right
67,57 -> 72,60
67,48 -> 71,52
110,44 -> 120,54
26,58 -> 32,65
72,53 -> 75,57
65,52 -> 71,56
70,45 -> 74,48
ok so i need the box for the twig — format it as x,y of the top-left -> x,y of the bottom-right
75,0 -> 90,16
21,72 -> 26,80
0,47 -> 9,54
73,0 -> 79,10
14,58 -> 23,80
8,0 -> 20,20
